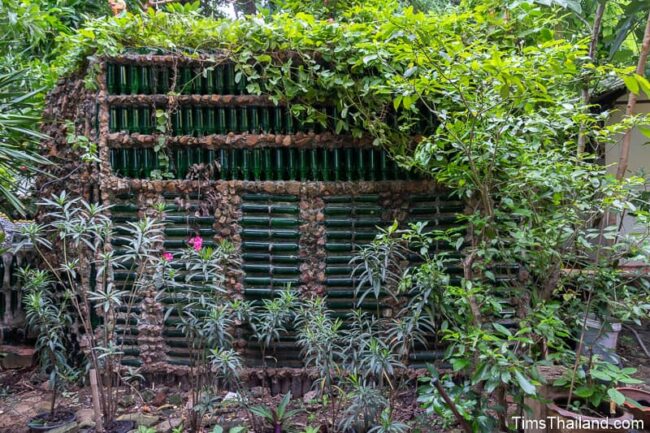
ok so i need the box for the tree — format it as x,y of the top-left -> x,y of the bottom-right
616,9 -> 650,180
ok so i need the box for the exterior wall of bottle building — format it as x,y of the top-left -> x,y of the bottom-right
43,54 -> 463,374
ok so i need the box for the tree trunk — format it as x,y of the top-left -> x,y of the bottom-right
616,10 -> 650,180
577,1 -> 606,155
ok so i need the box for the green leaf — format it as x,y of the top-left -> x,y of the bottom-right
451,358 -> 470,371
363,54 -> 378,64
638,125 -> 650,139
404,66 -> 418,78
607,388 -> 626,406
634,74 -> 650,96
622,75 -> 640,94
574,386 -> 594,398
591,370 -> 612,381
514,370 -> 536,395
393,96 -> 402,110
493,323 -> 512,337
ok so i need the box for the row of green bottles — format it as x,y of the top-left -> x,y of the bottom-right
109,105 -> 343,136
169,106 -> 337,136
109,106 -> 154,134
110,148 -> 159,178
106,64 -> 170,95
110,147 -> 418,181
106,63 -> 246,95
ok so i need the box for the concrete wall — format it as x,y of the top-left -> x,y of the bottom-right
605,92 -> 650,177
605,93 -> 650,239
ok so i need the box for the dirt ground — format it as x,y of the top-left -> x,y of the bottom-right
0,324 -> 647,433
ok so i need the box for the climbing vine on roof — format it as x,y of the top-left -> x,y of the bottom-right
54,0 -> 613,156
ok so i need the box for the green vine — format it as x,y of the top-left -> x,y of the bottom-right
150,109 -> 174,180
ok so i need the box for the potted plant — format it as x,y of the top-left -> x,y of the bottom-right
616,387 -> 650,424
549,359 -> 639,433
20,268 -> 78,432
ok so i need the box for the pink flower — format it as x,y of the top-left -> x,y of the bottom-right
188,236 -> 203,252
162,251 -> 173,262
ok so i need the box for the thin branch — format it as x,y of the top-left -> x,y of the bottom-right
616,10 -> 650,179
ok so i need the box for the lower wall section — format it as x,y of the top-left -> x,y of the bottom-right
104,178 -> 463,371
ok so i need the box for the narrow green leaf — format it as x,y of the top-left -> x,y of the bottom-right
607,388 -> 626,406
514,370 -> 536,395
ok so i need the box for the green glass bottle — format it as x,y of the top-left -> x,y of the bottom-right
333,148 -> 341,181
263,148 -> 272,180
130,65 -> 140,95
109,148 -> 118,174
238,107 -> 249,134
141,66 -> 151,94
119,65 -> 128,94
242,149 -> 250,180
207,149 -> 216,179
215,65 -> 224,94
193,148 -> 203,168
299,149 -> 307,181
181,66 -> 192,95
275,148 -> 284,181
106,64 -> 117,94
176,148 -> 188,179
273,107 -> 283,134
131,107 -> 141,133
183,107 -> 193,136
228,107 -> 238,134
194,107 -> 204,137
205,68 -> 215,94
206,108 -> 216,134
260,108 -> 270,134
357,148 -> 366,181
287,149 -> 297,180
308,148 -> 317,180
345,148 -> 353,181
230,148 -> 239,180
130,148 -> 141,178
249,107 -> 259,134
143,148 -> 154,178
120,149 -> 130,177
252,149 -> 261,181
120,107 -> 130,133
369,149 -> 377,181
142,107 -> 152,134
159,67 -> 170,94
109,107 -> 118,132
321,149 -> 330,181
220,149 -> 230,180
216,108 -> 226,134
171,109 -> 181,135
285,107 -> 294,134
224,64 -> 233,94
380,150 -> 389,181
192,68 -> 202,94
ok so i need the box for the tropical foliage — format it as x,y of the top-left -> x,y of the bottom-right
1,0 -> 649,432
